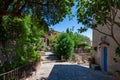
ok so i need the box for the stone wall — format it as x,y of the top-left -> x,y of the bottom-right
74,48 -> 90,53
92,11 -> 120,73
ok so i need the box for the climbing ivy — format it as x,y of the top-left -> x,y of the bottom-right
0,15 -> 44,73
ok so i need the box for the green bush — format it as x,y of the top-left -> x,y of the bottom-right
0,15 -> 42,73
55,33 -> 74,60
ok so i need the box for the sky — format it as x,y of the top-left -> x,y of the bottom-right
50,16 -> 92,40
50,6 -> 92,40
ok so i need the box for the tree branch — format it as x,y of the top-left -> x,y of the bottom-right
94,28 -> 112,37
110,5 -> 120,46
105,21 -> 111,30
4,0 -> 13,11
106,24 -> 111,30
28,1 -> 48,6
111,22 -> 120,46
114,21 -> 120,27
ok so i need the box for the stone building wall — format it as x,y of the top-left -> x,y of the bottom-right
92,17 -> 120,73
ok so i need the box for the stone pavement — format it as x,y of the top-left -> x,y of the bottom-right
26,51 -> 114,80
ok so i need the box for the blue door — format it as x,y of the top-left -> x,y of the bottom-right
102,47 -> 107,72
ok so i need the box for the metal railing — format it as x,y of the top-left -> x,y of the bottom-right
0,62 -> 36,80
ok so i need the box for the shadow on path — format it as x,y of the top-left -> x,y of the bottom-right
47,64 -> 114,80
43,52 -> 60,62
45,55 -> 59,61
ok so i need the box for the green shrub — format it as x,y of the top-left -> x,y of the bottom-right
55,33 -> 74,60
0,15 -> 42,73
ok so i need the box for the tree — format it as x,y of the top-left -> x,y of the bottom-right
0,0 -> 74,25
66,28 -> 91,48
0,0 -> 74,42
76,0 -> 120,47
55,33 -> 74,60
49,33 -> 58,46
0,16 -> 43,73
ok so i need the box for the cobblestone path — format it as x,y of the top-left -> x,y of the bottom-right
26,52 -> 114,80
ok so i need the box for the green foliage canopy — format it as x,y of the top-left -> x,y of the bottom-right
0,0 -> 74,25
73,32 -> 91,48
66,28 -> 91,48
76,0 -> 120,31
